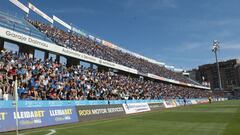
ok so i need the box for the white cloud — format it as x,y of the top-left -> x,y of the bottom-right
123,0 -> 177,11
50,8 -> 94,14
166,41 -> 209,53
180,42 -> 203,51
222,43 -> 240,50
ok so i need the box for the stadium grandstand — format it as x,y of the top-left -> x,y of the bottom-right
0,1 -> 231,134
0,0 -> 220,101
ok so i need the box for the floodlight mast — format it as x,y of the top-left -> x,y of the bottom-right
212,40 -> 223,90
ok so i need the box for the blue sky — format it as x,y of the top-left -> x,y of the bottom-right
1,0 -> 240,70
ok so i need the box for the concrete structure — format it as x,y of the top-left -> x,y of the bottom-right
190,59 -> 240,91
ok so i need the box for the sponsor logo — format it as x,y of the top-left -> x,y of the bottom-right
107,107 -> 124,113
55,116 -> 71,121
148,103 -> 164,109
78,107 -> 124,116
48,101 -> 64,107
19,119 -> 42,125
123,103 -> 150,114
5,31 -> 48,48
13,111 -> 45,119
163,100 -> 177,108
83,55 -> 97,62
28,38 -> 48,47
49,109 -> 72,116
0,112 -> 6,120
101,60 -> 115,67
165,101 -> 173,106
91,109 -> 108,114
6,31 -> 27,41
78,110 -> 91,116
62,48 -> 83,58
24,101 -> 44,107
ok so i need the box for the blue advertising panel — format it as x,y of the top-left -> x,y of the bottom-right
0,101 -> 14,108
175,99 -> 185,106
0,100 -> 164,108
186,99 -> 193,105
0,108 -> 14,132
0,106 -> 78,132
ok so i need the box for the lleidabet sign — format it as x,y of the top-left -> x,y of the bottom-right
0,107 -> 78,132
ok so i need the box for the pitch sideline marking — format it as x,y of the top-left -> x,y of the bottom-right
19,129 -> 56,135
45,129 -> 56,135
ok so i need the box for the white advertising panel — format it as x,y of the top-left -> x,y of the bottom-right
53,15 -> 71,30
163,100 -> 177,108
122,103 -> 150,114
72,27 -> 87,37
28,3 -> 53,23
9,0 -> 29,14
95,38 -> 102,43
191,100 -> 197,105
88,35 -> 95,40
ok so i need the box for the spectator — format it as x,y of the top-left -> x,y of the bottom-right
28,20 -> 200,86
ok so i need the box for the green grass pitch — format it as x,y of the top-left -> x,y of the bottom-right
2,100 -> 240,135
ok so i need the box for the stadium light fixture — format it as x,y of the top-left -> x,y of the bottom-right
212,40 -> 223,90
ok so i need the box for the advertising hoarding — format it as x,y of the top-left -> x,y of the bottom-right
28,3 -> 53,23
102,40 -> 117,49
9,0 -> 29,14
122,103 -> 150,114
0,106 -> 78,132
163,100 -> 177,108
76,104 -> 125,122
53,15 -> 71,30
148,103 -> 165,111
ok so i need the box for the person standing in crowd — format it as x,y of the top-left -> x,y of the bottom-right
208,97 -> 212,104
183,97 -> 187,106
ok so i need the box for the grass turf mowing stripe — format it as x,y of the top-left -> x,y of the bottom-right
221,101 -> 240,135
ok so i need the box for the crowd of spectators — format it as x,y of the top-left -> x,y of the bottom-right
0,50 -> 222,101
28,20 -> 199,85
